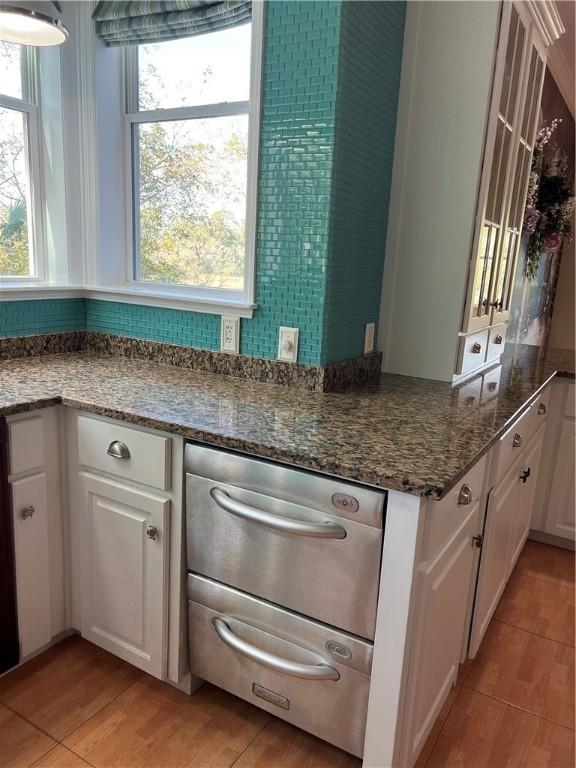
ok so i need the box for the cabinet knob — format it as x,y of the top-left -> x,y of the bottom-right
495,334 -> 503,345
538,403 -> 547,416
19,505 -> 35,520
146,525 -> 160,541
458,483 -> 473,505
107,441 -> 130,459
471,342 -> 482,354
519,467 -> 531,484
512,432 -> 523,448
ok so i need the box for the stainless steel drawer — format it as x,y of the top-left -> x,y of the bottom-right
188,574 -> 372,758
185,445 -> 385,640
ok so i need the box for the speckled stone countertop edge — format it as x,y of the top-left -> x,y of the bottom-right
0,364 -> 565,500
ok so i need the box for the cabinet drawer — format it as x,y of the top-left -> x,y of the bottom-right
78,415 -> 171,490
188,574 -> 372,758
485,324 -> 506,364
493,408 -> 532,485
523,386 -> 551,443
422,454 -> 486,562
457,330 -> 490,377
9,417 -> 45,475
482,366 -> 502,403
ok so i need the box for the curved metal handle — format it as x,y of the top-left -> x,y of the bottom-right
107,440 -> 130,459
458,483 -> 473,505
471,342 -> 482,354
210,488 -> 347,540
520,467 -> 531,484
495,334 -> 503,345
212,617 -> 340,681
512,432 -> 523,448
538,403 -> 547,416
20,505 -> 35,520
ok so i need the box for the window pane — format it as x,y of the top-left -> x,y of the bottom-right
0,40 -> 24,99
0,107 -> 33,277
138,24 -> 251,110
134,115 -> 248,289
472,225 -> 498,319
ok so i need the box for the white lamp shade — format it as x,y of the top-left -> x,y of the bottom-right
0,3 -> 68,46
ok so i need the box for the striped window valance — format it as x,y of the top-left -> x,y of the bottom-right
92,0 -> 252,46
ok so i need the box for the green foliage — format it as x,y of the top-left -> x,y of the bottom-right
0,200 -> 29,276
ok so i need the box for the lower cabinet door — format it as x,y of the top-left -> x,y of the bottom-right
545,420 -> 576,541
509,426 -> 545,569
79,473 -> 170,678
400,502 -> 479,767
12,473 -> 52,658
469,468 -> 517,658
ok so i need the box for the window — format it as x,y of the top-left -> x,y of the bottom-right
125,18 -> 260,302
0,41 -> 42,281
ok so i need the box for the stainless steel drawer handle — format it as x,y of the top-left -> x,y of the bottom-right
471,342 -> 482,354
458,484 -> 473,505
512,432 -> 523,448
494,334 -> 503,345
538,403 -> 547,416
20,505 -> 35,520
519,467 -> 531,484
107,440 -> 130,459
210,488 -> 347,540
212,617 -> 340,682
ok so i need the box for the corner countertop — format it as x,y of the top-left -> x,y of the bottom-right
0,344 -> 573,498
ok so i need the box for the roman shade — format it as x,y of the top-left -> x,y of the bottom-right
92,0 -> 252,46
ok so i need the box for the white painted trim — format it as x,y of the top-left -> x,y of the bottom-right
83,286 -> 255,317
523,0 -> 565,48
0,285 -> 85,301
547,31 -> 575,118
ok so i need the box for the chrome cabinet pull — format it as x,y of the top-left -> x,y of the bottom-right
107,440 -> 130,459
212,617 -> 340,681
19,505 -> 35,520
458,483 -> 473,505
471,342 -> 482,354
538,403 -> 547,416
512,432 -> 523,448
210,488 -> 347,540
146,525 -> 159,541
495,334 -> 503,345
519,467 -> 531,484
472,534 -> 483,549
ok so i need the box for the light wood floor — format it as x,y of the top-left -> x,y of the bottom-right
0,540 -> 573,768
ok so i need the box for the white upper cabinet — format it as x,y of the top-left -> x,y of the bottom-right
379,1 -> 564,383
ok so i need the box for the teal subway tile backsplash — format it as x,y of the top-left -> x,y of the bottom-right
0,1 -> 405,368
0,299 -> 86,337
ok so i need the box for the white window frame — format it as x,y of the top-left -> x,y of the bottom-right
0,47 -> 46,285
122,1 -> 263,311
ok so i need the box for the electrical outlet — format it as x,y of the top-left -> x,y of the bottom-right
364,322 -> 375,354
221,316 -> 240,354
278,326 -> 299,363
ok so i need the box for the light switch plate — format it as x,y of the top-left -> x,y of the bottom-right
278,326 -> 299,363
364,322 -> 375,354
221,316 -> 240,354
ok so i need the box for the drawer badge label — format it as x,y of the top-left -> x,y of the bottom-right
252,683 -> 290,710
326,640 -> 352,660
331,493 -> 359,513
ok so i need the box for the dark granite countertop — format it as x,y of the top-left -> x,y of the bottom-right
0,343 -> 573,498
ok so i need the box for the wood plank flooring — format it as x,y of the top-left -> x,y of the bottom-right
0,540 -> 573,767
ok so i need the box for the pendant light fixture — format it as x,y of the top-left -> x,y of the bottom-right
0,1 -> 68,46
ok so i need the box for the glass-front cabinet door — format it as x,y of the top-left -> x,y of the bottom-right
465,4 -> 528,332
491,37 -> 545,325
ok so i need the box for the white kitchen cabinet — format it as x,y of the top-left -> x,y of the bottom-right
7,408 -> 66,660
79,473 -> 170,678
397,463 -> 485,768
379,1 -> 563,382
544,420 -> 576,541
509,423 -> 545,569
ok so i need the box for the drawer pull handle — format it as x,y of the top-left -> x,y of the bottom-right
471,342 -> 482,354
107,441 -> 130,459
20,505 -> 35,520
458,484 -> 473,505
512,432 -> 523,448
210,488 -> 347,540
495,334 -> 503,345
520,467 -> 531,483
146,525 -> 160,541
212,617 -> 340,682
538,403 -> 547,416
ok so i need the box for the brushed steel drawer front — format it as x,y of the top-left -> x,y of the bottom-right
185,443 -> 385,528
186,475 -> 382,639
188,575 -> 371,758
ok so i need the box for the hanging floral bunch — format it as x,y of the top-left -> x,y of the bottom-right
523,118 -> 575,281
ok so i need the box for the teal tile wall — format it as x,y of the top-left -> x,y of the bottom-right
0,299 -> 85,337
322,0 -> 406,365
0,1 -> 405,367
